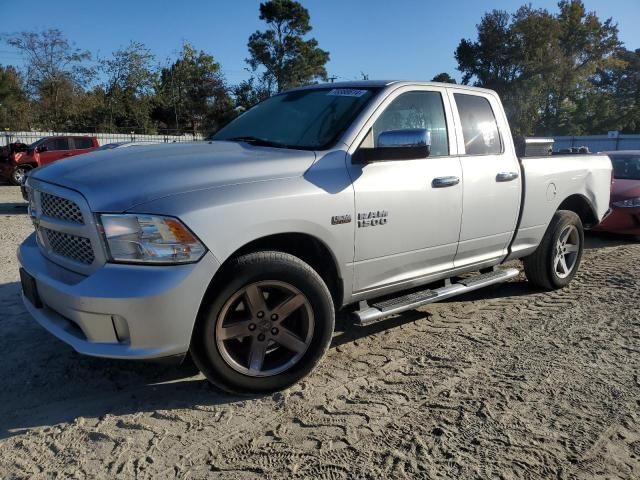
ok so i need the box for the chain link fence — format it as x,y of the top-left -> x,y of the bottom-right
1,130 -> 204,147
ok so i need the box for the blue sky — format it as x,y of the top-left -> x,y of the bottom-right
1,0 -> 638,85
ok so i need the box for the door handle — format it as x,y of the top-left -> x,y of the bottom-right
432,176 -> 460,188
496,172 -> 519,182
63,153 -> 73,157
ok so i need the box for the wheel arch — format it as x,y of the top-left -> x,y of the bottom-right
16,162 -> 37,169
204,232 -> 343,310
557,194 -> 599,228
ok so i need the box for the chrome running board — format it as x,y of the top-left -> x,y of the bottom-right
354,267 -> 520,325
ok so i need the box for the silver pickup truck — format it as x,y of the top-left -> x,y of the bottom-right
18,81 -> 612,393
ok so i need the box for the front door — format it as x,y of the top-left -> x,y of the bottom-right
39,137 -> 71,166
348,87 -> 463,294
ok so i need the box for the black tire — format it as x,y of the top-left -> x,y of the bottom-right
10,165 -> 32,186
191,251 -> 335,394
523,210 -> 584,290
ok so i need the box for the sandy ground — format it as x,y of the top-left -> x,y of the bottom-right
1,184 -> 639,479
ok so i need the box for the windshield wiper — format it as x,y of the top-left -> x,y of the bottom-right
223,136 -> 290,149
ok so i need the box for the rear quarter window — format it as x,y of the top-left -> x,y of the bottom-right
46,138 -> 70,151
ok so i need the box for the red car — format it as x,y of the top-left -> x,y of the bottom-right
0,135 -> 99,185
594,151 -> 640,240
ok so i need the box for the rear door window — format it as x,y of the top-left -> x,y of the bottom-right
454,93 -> 502,155
72,137 -> 94,149
46,138 -> 71,151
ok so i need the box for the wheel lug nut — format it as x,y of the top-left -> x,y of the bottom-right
257,311 -> 264,318
257,333 -> 266,341
248,323 -> 256,331
271,327 -> 279,335
271,314 -> 278,321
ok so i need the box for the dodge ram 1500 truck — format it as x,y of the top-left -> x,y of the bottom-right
18,81 -> 612,393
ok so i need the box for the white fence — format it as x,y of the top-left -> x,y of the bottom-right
1,131 -> 204,147
5,130 -> 637,152
553,134 -> 640,152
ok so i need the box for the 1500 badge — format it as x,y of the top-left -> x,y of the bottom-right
358,210 -> 388,228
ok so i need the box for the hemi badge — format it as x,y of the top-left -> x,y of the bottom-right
331,215 -> 352,225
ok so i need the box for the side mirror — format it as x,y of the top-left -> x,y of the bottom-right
36,145 -> 48,153
353,129 -> 431,163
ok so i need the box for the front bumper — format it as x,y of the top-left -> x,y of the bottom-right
18,233 -> 220,359
593,206 -> 640,235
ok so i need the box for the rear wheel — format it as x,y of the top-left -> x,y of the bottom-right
191,251 -> 334,394
523,210 -> 584,290
10,165 -> 31,186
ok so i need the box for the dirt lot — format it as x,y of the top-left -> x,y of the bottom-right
1,184 -> 639,479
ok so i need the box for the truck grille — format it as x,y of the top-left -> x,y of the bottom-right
40,192 -> 84,224
41,228 -> 95,265
25,179 -> 104,274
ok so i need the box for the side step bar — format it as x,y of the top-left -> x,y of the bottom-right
354,267 -> 520,325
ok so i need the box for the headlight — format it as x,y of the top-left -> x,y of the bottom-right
613,197 -> 640,208
99,214 -> 206,264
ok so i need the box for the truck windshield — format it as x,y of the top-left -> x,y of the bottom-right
610,155 -> 640,180
213,87 -> 380,150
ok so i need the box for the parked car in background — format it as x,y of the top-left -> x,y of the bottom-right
0,136 -> 98,185
593,151 -> 640,240
0,142 -> 29,184
96,141 -> 161,151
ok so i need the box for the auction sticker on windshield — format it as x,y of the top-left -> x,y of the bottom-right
327,89 -> 368,97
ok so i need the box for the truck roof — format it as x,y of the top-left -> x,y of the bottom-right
287,80 -> 498,95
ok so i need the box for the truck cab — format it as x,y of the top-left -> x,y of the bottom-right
343,84 -> 523,294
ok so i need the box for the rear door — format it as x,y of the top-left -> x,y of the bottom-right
449,90 -> 522,267
348,86 -> 463,293
70,137 -> 96,156
38,137 -> 71,165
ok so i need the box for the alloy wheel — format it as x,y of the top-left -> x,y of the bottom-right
215,280 -> 314,377
554,224 -> 580,279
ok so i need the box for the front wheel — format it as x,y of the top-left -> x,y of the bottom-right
523,210 -> 584,290
10,165 -> 32,186
191,251 -> 335,394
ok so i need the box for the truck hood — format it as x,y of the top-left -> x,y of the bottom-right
30,141 -> 316,212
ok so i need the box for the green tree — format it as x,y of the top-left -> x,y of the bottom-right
246,0 -> 330,94
155,43 -> 234,134
232,77 -> 271,112
4,29 -> 95,129
540,0 -> 621,134
101,41 -> 156,133
431,72 -> 457,84
70,86 -> 108,132
0,65 -> 30,130
589,48 -> 640,133
455,1 -> 622,136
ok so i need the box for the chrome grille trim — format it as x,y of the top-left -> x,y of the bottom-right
41,228 -> 95,265
41,192 -> 84,224
25,178 -> 106,275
